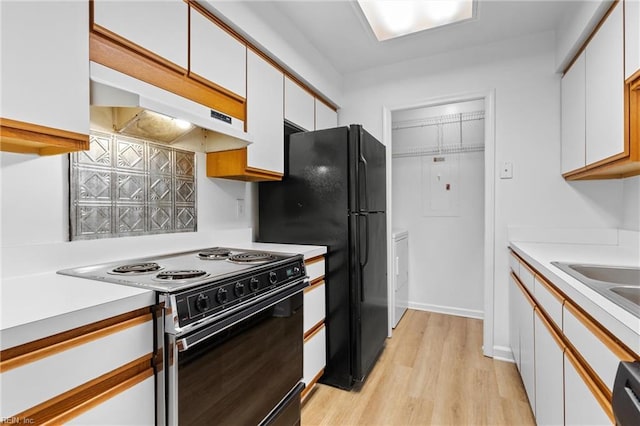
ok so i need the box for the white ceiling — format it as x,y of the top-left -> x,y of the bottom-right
241,0 -> 580,75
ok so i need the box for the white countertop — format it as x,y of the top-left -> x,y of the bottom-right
509,240 -> 640,354
0,241 -> 326,350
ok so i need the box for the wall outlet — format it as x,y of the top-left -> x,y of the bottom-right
500,162 -> 513,179
236,199 -> 245,218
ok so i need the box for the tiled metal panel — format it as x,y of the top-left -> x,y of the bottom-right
70,131 -> 196,240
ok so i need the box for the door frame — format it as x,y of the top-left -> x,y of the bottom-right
382,89 -> 496,357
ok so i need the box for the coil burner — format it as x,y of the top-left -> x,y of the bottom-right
154,270 -> 209,282
198,248 -> 232,260
109,262 -> 162,275
228,252 -> 277,264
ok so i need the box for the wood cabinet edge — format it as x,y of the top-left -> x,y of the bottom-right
206,149 -> 283,181
0,118 -> 89,155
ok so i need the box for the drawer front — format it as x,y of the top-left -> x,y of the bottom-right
305,257 -> 325,283
304,281 -> 326,333
0,320 -> 153,417
563,305 -> 620,393
518,261 -> 536,293
303,325 -> 326,387
534,277 -> 563,327
564,351 -> 613,425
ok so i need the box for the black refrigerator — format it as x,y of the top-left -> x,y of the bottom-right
258,124 -> 388,390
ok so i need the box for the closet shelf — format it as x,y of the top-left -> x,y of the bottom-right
392,143 -> 485,158
392,110 -> 485,130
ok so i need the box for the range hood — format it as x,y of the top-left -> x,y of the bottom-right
90,62 -> 253,149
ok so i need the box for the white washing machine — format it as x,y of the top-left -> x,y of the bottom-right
392,229 -> 409,328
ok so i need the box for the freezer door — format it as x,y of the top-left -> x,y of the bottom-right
350,211 -> 388,382
349,125 -> 387,213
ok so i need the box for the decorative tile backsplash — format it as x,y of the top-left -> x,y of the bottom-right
70,131 -> 196,240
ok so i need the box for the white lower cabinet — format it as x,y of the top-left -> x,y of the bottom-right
518,283 -> 536,412
303,325 -> 326,391
509,274 -> 521,370
534,310 -> 565,426
564,352 -> 612,426
302,256 -> 326,400
67,375 -> 155,425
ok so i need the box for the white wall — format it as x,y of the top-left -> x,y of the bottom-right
339,30 -> 625,354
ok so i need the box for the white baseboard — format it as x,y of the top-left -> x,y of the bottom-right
408,302 -> 484,320
492,345 -> 515,363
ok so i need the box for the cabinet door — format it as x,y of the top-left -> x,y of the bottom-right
1,1 -> 89,134
303,325 -> 326,389
519,288 -> 536,413
315,99 -> 338,130
66,374 -> 155,425
93,0 -> 187,70
561,52 -> 586,174
284,76 -> 315,131
246,50 -> 284,173
626,0 -> 640,80
303,282 -> 326,333
509,274 -> 521,369
190,7 -> 246,98
585,2 -> 624,165
564,351 -> 613,425
534,311 -> 564,426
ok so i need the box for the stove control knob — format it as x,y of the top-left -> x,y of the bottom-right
249,277 -> 260,292
234,282 -> 246,297
269,271 -> 278,285
293,266 -> 301,275
216,288 -> 229,304
195,293 -> 210,312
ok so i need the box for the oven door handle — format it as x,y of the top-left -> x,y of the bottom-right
176,278 -> 308,352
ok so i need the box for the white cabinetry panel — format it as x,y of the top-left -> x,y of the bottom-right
0,1 -> 89,134
625,0 -> 640,80
315,99 -> 338,130
303,326 -> 326,387
534,278 -> 563,327
284,76 -> 315,131
304,282 -> 326,332
305,259 -> 325,283
561,52 -> 586,174
0,321 -> 153,417
190,7 -> 246,97
246,50 -> 284,173
534,312 -> 564,426
93,0 -> 187,69
564,353 -> 612,426
67,375 -> 155,425
585,2 -> 624,165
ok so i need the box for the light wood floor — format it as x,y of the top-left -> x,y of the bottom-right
301,309 -> 535,425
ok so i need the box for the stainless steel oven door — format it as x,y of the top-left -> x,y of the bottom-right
165,279 -> 306,426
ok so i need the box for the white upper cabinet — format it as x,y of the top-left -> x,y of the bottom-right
585,2 -> 624,165
626,0 -> 640,80
315,99 -> 338,130
246,50 -> 284,173
285,76 -> 315,131
561,52 -> 586,174
1,1 -> 88,135
93,0 -> 188,70
190,7 -> 247,98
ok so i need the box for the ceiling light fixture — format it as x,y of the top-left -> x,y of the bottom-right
357,0 -> 476,41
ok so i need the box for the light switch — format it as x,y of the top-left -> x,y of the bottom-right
500,162 -> 513,179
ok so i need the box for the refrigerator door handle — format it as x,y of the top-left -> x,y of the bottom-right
358,138 -> 369,211
359,213 -> 370,302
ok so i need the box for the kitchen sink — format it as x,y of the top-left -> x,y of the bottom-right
551,262 -> 640,318
564,264 -> 640,286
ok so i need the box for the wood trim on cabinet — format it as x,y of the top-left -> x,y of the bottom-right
535,274 -> 567,304
305,279 -> 325,293
0,306 -> 156,373
206,148 -> 283,181
534,307 -> 566,350
511,272 -> 536,308
5,354 -> 154,425
564,301 -> 639,362
305,255 -> 325,266
304,321 -> 325,341
301,369 -> 325,401
89,31 -> 246,121
0,118 -> 89,155
564,347 -> 615,423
